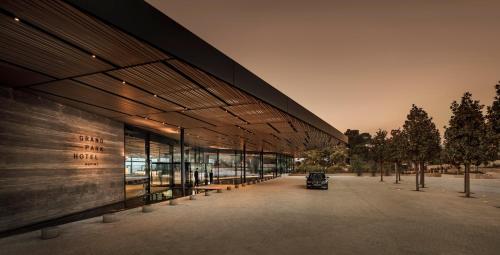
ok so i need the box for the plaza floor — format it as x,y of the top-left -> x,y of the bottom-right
1,175 -> 500,255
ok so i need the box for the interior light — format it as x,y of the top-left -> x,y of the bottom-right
14,17 -> 19,22
122,81 -> 126,84
91,54 -> 96,58
153,94 -> 157,97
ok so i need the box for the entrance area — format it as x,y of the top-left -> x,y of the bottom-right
124,125 -> 294,202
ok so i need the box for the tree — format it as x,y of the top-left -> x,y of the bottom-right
371,129 -> 388,182
330,145 -> 348,166
388,129 -> 409,184
298,145 -> 348,173
345,129 -> 372,175
403,105 -> 441,191
485,83 -> 500,163
444,92 -> 486,197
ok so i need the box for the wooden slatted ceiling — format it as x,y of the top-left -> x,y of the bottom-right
1,0 -> 168,67
32,92 -> 130,119
169,88 -> 226,109
117,115 -> 179,140
74,73 -> 183,112
0,14 -> 112,78
34,80 -> 162,116
0,61 -> 53,87
147,112 -> 215,129
224,103 -> 286,124
167,59 -> 257,105
108,63 -> 225,109
244,123 -> 276,134
108,63 -> 197,94
184,108 -> 246,126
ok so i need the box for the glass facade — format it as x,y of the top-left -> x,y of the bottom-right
124,125 -> 293,201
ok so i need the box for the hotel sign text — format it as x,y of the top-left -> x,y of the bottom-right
74,135 -> 104,166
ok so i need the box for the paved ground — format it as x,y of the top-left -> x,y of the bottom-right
1,175 -> 500,255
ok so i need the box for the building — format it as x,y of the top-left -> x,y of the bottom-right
0,0 -> 346,235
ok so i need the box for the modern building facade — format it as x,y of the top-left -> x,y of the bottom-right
0,0 -> 347,235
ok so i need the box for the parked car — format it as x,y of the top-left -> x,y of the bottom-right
306,172 -> 329,189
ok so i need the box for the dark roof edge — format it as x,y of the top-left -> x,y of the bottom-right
65,0 -> 347,143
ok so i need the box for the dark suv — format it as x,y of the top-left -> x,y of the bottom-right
306,172 -> 329,189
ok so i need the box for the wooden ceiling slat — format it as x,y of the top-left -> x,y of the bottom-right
167,59 -> 257,105
224,103 -> 286,124
0,14 -> 112,78
75,73 -> 183,112
148,112 -> 215,129
108,63 -> 198,94
1,0 -> 168,67
0,61 -> 53,87
184,108 -> 245,126
34,80 -> 163,116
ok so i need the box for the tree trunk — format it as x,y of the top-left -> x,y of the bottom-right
395,162 -> 399,184
415,161 -> 420,191
380,161 -> 383,182
398,165 -> 402,181
465,163 -> 470,197
420,162 -> 425,188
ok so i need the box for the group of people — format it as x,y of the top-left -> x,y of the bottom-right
193,168 -> 213,186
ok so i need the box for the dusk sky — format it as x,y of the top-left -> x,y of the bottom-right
148,0 -> 500,136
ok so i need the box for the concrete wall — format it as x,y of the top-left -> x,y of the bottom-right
0,88 -> 124,232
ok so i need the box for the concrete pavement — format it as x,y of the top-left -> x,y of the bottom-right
1,175 -> 499,255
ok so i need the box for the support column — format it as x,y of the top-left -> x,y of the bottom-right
260,150 -> 264,179
275,153 -> 278,177
180,128 -> 185,196
239,150 -> 243,184
243,144 -> 246,183
217,150 -> 220,184
234,150 -> 238,184
145,132 -> 151,197
170,144 -> 174,187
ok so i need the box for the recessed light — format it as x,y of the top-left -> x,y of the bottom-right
14,17 -> 19,22
153,94 -> 157,97
122,81 -> 126,84
91,54 -> 96,58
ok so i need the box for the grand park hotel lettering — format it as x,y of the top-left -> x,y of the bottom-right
74,135 -> 104,166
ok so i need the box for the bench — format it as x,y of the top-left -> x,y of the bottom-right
192,186 -> 225,194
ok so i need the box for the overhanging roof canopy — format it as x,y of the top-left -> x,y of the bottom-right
0,0 -> 346,155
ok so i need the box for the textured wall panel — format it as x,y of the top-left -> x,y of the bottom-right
0,88 -> 124,232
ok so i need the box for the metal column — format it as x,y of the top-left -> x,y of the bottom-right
260,150 -> 264,179
170,144 -> 174,187
243,144 -> 246,183
275,153 -> 278,177
180,128 -> 185,196
145,132 -> 151,196
216,150 -> 220,184
234,150 -> 238,184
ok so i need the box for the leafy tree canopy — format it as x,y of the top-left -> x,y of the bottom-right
403,104 -> 441,163
444,92 -> 486,165
371,129 -> 388,163
388,129 -> 409,163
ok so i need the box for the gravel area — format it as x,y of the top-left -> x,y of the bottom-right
1,175 -> 499,255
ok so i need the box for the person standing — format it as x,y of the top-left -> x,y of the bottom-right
194,169 -> 199,186
209,171 -> 213,184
